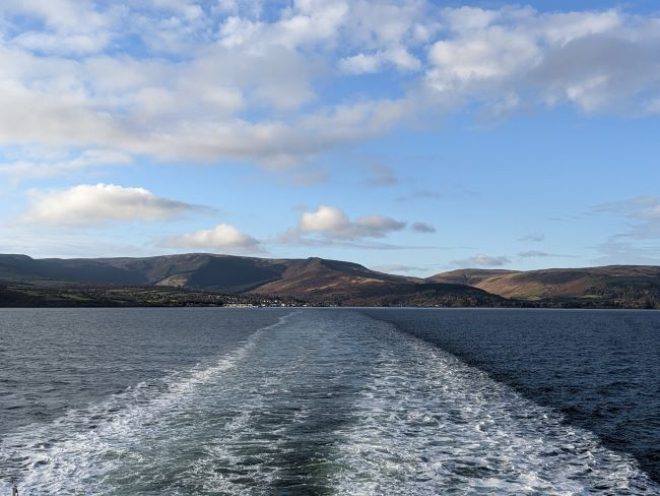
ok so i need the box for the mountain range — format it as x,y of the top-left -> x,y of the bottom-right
0,253 -> 658,308
428,266 -> 660,306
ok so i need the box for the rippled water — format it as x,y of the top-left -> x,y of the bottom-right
1,308 -> 659,495
364,308 -> 660,483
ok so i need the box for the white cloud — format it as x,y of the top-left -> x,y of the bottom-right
162,224 -> 260,251
0,42 -> 412,167
0,2 -> 659,172
426,7 -> 660,114
293,205 -> 406,241
340,48 -> 421,75
151,0 -> 203,20
428,23 -> 539,87
0,149 -> 132,183
3,0 -> 109,31
22,183 -> 204,226
2,0 -> 114,54
300,205 -> 350,233
339,53 -> 382,74
451,254 -> 511,268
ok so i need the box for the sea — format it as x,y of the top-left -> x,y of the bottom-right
1,308 -> 659,495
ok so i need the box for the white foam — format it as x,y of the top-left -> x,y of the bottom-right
330,321 -> 659,495
3,310 -> 659,495
0,312 -> 297,495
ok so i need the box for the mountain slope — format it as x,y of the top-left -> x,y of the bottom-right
248,257 -> 502,305
2,254 -> 657,307
428,266 -> 660,305
0,253 -> 504,306
0,253 -> 290,293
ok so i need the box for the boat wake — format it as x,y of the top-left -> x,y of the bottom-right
1,310 -> 657,495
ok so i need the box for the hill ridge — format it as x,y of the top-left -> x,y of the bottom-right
428,265 -> 660,305
1,253 -> 658,308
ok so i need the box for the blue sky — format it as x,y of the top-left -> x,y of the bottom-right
0,0 -> 659,276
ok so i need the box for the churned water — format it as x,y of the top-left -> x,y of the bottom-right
364,308 -> 660,484
1,308 -> 659,495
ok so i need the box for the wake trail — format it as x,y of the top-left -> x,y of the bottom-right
330,316 -> 659,495
4,310 -> 657,495
0,312 -> 298,495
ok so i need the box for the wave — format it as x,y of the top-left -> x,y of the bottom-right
330,317 -> 658,495
2,309 -> 658,495
0,312 -> 298,495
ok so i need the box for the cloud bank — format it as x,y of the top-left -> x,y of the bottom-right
297,205 -> 406,241
1,2 -> 660,176
162,224 -> 260,252
22,183 -> 204,225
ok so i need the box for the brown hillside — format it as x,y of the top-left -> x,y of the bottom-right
428,265 -> 660,300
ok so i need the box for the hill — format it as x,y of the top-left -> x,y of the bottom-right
2,254 -> 658,308
0,254 -> 504,307
428,266 -> 660,308
0,253 -> 289,292
246,257 -> 503,306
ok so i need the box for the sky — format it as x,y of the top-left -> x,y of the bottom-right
0,0 -> 659,276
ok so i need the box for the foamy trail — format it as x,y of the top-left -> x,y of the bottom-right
0,312 -> 297,495
330,317 -> 659,495
2,310 -> 658,495
173,310 -> 367,494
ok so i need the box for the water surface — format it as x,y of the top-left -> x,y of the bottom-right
365,308 -> 660,482
1,308 -> 658,495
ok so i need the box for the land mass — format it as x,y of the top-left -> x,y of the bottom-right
428,266 -> 660,308
0,253 -> 658,308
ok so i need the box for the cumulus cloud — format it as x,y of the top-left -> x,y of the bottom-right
280,205 -> 406,245
298,205 -> 406,240
22,183 -> 205,225
2,0 -> 114,54
425,7 -> 660,115
300,206 -> 350,233
0,2 -> 659,172
451,254 -> 511,268
340,48 -> 421,75
412,222 -> 436,233
161,224 -> 260,251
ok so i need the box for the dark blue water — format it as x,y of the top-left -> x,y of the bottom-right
1,308 -> 659,494
364,308 -> 660,483
0,308 -> 290,437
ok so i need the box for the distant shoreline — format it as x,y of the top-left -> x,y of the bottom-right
1,253 -> 658,310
